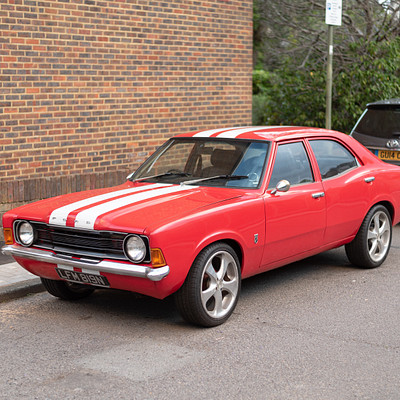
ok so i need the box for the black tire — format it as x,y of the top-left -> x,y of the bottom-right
345,205 -> 392,269
41,278 -> 95,300
175,243 -> 241,327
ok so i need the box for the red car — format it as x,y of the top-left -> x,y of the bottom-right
3,126 -> 400,326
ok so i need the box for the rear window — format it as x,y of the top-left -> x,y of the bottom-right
309,140 -> 358,180
353,108 -> 400,139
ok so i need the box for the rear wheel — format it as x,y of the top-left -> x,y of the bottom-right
41,278 -> 95,300
345,205 -> 392,269
175,243 -> 241,327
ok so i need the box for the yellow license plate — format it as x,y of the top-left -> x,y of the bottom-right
377,150 -> 400,161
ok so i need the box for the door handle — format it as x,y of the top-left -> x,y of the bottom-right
312,192 -> 325,199
364,177 -> 375,183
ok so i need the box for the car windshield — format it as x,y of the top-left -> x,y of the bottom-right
131,138 -> 270,188
353,108 -> 400,139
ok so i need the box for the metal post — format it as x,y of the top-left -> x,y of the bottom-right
325,25 -> 333,130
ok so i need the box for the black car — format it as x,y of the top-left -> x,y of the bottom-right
350,99 -> 400,165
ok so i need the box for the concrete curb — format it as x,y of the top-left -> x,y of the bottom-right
0,278 -> 44,303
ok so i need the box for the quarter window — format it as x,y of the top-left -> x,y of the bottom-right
310,140 -> 358,180
269,142 -> 314,189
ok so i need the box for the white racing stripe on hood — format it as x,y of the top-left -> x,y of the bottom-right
74,184 -> 197,230
49,183 -> 166,226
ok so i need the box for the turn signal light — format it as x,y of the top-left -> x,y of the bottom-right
151,248 -> 166,268
3,228 -> 13,245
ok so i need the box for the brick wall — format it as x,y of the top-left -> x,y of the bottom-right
0,0 -> 253,243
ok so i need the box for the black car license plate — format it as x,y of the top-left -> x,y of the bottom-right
56,267 -> 110,287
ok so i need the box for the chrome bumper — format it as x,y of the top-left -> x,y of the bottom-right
1,245 -> 169,282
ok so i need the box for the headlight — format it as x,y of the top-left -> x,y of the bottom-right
18,222 -> 34,246
124,235 -> 146,263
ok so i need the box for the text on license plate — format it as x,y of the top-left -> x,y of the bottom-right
56,268 -> 110,287
376,150 -> 400,161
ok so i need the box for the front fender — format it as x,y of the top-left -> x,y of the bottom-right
148,196 -> 266,294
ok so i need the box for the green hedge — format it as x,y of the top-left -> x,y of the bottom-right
253,38 -> 400,133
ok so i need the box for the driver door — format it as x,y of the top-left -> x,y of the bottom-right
261,141 -> 326,268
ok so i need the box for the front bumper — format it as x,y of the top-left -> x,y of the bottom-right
2,245 -> 169,282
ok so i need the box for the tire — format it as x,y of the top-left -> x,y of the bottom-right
175,243 -> 241,327
41,278 -> 95,300
345,205 -> 392,269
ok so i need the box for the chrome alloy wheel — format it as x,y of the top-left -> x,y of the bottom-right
200,250 -> 239,319
345,204 -> 392,269
367,210 -> 391,262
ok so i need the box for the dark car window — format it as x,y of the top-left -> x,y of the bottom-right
268,142 -> 314,189
352,108 -> 400,139
310,140 -> 358,180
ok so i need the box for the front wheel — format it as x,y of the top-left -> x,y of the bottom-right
345,205 -> 392,269
175,243 -> 241,327
41,278 -> 95,300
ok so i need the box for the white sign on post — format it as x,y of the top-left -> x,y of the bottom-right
325,0 -> 342,26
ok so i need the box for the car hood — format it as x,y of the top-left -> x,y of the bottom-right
8,182 -> 243,233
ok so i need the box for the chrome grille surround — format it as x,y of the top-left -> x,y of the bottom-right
13,220 -> 151,264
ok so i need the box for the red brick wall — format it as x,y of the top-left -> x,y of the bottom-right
0,0 -> 253,241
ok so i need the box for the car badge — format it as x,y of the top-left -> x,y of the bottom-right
386,139 -> 400,148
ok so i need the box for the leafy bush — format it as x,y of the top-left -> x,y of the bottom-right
253,38 -> 400,133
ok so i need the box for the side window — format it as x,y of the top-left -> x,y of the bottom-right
269,142 -> 314,189
309,140 -> 358,180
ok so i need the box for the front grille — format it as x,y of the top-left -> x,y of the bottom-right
24,222 -> 150,263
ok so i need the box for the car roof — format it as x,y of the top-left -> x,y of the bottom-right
367,98 -> 400,108
174,126 -> 344,142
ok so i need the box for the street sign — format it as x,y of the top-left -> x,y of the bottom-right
325,0 -> 342,26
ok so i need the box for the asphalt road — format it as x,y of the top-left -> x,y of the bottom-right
1,227 -> 400,400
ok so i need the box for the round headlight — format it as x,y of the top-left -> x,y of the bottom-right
124,235 -> 146,263
18,222 -> 34,246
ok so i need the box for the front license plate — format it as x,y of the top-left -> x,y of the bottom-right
56,268 -> 110,287
376,149 -> 400,161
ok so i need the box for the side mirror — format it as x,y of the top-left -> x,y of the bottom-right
271,179 -> 290,195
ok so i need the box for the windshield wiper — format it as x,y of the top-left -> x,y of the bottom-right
132,171 -> 191,182
181,175 -> 248,186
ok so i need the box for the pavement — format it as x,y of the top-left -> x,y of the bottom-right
0,249 -> 44,302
